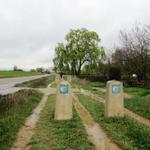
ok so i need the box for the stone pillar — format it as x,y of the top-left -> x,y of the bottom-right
105,80 -> 124,117
55,74 -> 61,84
67,75 -> 72,83
62,75 -> 72,83
62,75 -> 67,81
54,81 -> 73,120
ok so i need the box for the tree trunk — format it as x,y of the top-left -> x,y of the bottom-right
76,62 -> 82,76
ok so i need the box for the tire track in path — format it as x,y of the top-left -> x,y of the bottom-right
72,93 -> 121,150
11,85 -> 56,150
80,90 -> 150,127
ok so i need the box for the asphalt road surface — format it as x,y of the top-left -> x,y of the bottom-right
0,74 -> 50,95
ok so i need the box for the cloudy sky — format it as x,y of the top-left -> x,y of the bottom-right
0,0 -> 150,70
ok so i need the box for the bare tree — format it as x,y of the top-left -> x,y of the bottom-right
112,24 -> 150,86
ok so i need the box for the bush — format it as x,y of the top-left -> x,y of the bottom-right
0,90 -> 33,112
78,75 -> 107,82
108,66 -> 121,80
0,90 -> 43,150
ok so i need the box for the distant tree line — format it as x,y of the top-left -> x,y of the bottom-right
13,66 -> 51,74
13,65 -> 23,71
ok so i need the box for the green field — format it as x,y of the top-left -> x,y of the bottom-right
0,90 -> 43,150
0,71 -> 42,78
77,94 -> 150,150
31,94 -> 95,150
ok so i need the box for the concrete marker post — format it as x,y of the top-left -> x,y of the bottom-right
62,75 -> 72,83
67,75 -> 72,83
62,75 -> 67,81
55,74 -> 61,84
54,80 -> 73,120
105,80 -> 124,117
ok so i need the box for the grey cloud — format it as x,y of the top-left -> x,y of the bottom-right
0,0 -> 150,70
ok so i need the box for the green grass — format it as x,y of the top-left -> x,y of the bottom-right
90,90 -> 106,98
72,80 -> 106,100
72,78 -> 105,89
125,96 -> 150,120
50,82 -> 57,88
31,94 -> 95,150
124,87 -> 150,96
81,81 -> 105,90
73,79 -> 150,121
77,94 -> 150,150
16,76 -> 54,88
0,71 -> 42,78
0,90 -> 43,150
123,87 -> 150,119
72,79 -> 106,98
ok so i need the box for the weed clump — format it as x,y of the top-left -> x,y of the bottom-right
0,90 -> 43,150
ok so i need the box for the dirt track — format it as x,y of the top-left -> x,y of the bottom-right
72,93 -> 120,150
124,108 -> 150,127
10,81 -> 149,150
11,86 -> 56,150
81,90 -> 150,127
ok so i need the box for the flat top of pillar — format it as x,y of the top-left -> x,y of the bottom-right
55,75 -> 61,78
60,80 -> 69,85
107,80 -> 121,84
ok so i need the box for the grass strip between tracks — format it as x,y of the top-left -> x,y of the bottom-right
31,94 -> 95,150
77,94 -> 150,150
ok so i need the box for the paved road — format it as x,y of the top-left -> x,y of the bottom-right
0,74 -> 50,95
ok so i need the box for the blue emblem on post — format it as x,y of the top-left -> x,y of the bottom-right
112,85 -> 120,94
60,84 -> 69,94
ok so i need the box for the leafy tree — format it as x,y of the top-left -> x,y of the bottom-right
13,65 -> 18,71
30,69 -> 36,72
36,67 -> 44,73
53,43 -> 70,74
53,28 -> 105,76
82,59 -> 107,76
